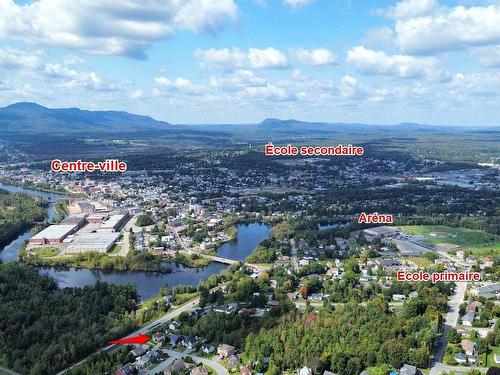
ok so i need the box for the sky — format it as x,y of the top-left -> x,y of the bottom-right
0,0 -> 500,125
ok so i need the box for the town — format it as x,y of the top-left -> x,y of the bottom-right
0,147 -> 498,375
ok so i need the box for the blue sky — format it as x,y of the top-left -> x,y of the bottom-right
0,0 -> 499,125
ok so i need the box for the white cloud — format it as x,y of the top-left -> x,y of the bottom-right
394,3 -> 500,55
194,48 -> 247,69
283,0 -> 314,8
60,71 -> 118,91
0,46 -> 41,70
0,0 -> 238,59
362,27 -> 395,48
209,70 -> 267,90
242,84 -> 296,101
0,46 -> 119,91
346,46 -> 449,81
154,76 -> 205,95
339,75 -> 365,98
450,71 -> 500,98
248,48 -> 289,69
195,47 -> 288,70
130,89 -> 144,100
388,0 -> 438,19
63,55 -> 87,66
471,45 -> 500,68
291,48 -> 338,66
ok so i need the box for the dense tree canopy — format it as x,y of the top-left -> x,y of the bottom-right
245,299 -> 439,375
0,263 -> 138,375
0,190 -> 47,249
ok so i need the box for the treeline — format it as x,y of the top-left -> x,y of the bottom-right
244,299 -> 440,375
0,263 -> 138,375
66,346 -> 133,375
0,190 -> 47,249
24,250 -> 165,272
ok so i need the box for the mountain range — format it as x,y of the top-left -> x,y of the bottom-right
0,102 -> 497,141
0,102 -> 171,135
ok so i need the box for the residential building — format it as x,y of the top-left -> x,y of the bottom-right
218,344 -> 236,359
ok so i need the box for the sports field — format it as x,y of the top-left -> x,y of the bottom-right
399,225 -> 499,255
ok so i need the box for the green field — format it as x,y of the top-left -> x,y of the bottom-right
33,247 -> 60,257
407,257 -> 433,267
107,244 -> 122,255
399,225 -> 499,255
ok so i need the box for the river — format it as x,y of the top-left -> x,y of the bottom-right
0,183 -> 271,300
217,223 -> 271,260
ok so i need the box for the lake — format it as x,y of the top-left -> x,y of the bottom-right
216,222 -> 271,260
0,183 -> 271,299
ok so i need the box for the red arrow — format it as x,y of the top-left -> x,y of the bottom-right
108,334 -> 149,345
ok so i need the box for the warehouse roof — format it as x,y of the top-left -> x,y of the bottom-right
100,214 -> 126,229
363,226 -> 399,237
31,225 -> 77,240
67,232 -> 120,251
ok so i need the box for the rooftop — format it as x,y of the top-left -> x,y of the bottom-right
31,225 -> 77,240
67,232 -> 120,251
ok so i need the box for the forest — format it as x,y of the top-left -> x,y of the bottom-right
24,249 -> 165,272
244,295 -> 443,375
0,190 -> 47,250
0,263 -> 138,375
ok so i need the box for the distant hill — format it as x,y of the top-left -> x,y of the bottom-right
0,102 -> 172,135
256,118 -> 481,134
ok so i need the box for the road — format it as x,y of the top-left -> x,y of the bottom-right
290,239 -> 298,272
428,282 -> 491,375
436,250 -> 470,268
145,349 -> 228,375
111,215 -> 138,257
57,297 -> 201,374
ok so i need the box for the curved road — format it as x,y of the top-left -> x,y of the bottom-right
146,350 -> 228,375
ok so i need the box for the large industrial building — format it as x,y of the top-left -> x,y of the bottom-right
29,224 -> 78,245
363,226 -> 400,240
394,239 -> 428,257
98,213 -> 130,232
65,232 -> 121,254
60,214 -> 87,228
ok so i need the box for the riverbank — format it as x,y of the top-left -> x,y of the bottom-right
0,177 -> 71,195
0,189 -> 48,251
23,250 -> 169,273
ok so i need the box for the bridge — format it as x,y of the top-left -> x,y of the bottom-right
201,254 -> 240,265
185,251 -> 270,272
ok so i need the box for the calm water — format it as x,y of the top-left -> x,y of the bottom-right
0,183 -> 271,299
0,182 -> 68,263
318,222 -> 348,231
38,263 -> 228,300
216,222 -> 271,261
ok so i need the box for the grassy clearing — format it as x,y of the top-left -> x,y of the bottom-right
107,244 -> 122,255
407,257 -> 433,267
461,242 -> 500,257
34,247 -> 60,257
175,253 -> 211,268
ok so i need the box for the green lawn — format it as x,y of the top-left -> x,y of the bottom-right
462,242 -> 500,257
107,244 -> 122,255
34,247 -> 60,257
407,257 -> 433,267
399,225 -> 499,255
